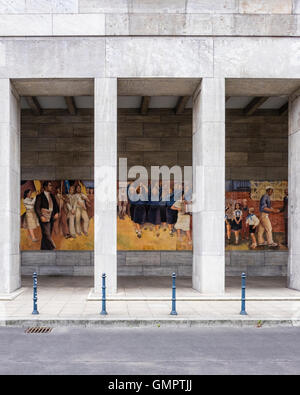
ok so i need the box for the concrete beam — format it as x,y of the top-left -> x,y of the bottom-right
226,79 -> 300,97
12,79 -> 94,96
25,96 -> 42,116
175,96 -> 190,115
244,97 -> 269,116
140,96 -> 151,115
118,78 -> 201,96
279,102 -> 288,116
64,96 -> 77,115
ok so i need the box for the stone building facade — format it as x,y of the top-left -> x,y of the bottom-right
1,0 -> 300,296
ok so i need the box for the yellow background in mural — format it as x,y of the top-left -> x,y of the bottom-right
117,216 -> 192,251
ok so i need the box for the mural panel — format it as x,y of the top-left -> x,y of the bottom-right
117,181 -> 193,251
225,180 -> 288,251
20,180 -> 94,251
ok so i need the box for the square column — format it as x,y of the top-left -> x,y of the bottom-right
94,78 -> 117,294
0,79 -> 21,294
288,95 -> 300,290
192,78 -> 225,294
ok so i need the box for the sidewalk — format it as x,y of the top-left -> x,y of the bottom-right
1,276 -> 300,327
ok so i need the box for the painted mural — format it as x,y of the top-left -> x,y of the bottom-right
20,180 -> 94,251
117,181 -> 193,251
225,180 -> 288,251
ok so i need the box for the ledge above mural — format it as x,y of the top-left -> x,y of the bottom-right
225,180 -> 288,251
21,180 -> 94,251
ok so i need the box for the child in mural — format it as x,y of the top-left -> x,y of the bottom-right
23,189 -> 39,242
172,192 -> 192,245
246,207 -> 260,249
231,202 -> 243,245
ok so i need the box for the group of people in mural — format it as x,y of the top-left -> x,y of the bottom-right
118,181 -> 193,244
22,180 -> 94,250
225,186 -> 288,249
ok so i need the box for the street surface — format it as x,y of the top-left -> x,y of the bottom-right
0,326 -> 300,375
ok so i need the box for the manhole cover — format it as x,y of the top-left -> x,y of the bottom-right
25,327 -> 53,334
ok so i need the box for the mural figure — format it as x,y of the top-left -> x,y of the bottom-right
246,207 -> 260,249
75,184 -> 90,236
241,198 -> 249,240
258,186 -> 280,247
171,192 -> 192,245
54,186 -> 71,239
231,202 -> 243,245
23,189 -> 39,242
34,181 -> 59,250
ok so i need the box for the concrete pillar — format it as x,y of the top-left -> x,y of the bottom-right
94,78 -> 117,294
0,79 -> 21,294
288,94 -> 300,290
192,78 -> 225,294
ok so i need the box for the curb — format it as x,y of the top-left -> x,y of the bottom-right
1,318 -> 300,328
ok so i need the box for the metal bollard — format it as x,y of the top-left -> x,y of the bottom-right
240,272 -> 247,316
170,272 -> 178,316
32,272 -> 39,315
100,273 -> 108,316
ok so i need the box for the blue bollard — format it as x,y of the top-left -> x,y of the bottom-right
32,272 -> 39,315
240,272 -> 247,316
100,273 -> 108,316
170,272 -> 178,316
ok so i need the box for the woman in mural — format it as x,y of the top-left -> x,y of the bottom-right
23,189 -> 39,242
225,206 -> 232,244
131,181 -> 148,239
166,187 -> 178,237
148,182 -> 161,237
172,192 -> 192,245
231,202 -> 243,245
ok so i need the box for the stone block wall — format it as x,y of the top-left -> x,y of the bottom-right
20,107 -> 288,277
1,1 -> 300,37
226,110 -> 288,181
21,109 -> 94,180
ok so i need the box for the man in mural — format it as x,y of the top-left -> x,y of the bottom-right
258,186 -> 280,247
34,181 -> 59,250
66,185 -> 77,238
54,186 -> 71,239
75,184 -> 90,236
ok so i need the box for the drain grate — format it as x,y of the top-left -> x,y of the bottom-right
25,327 -> 53,334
